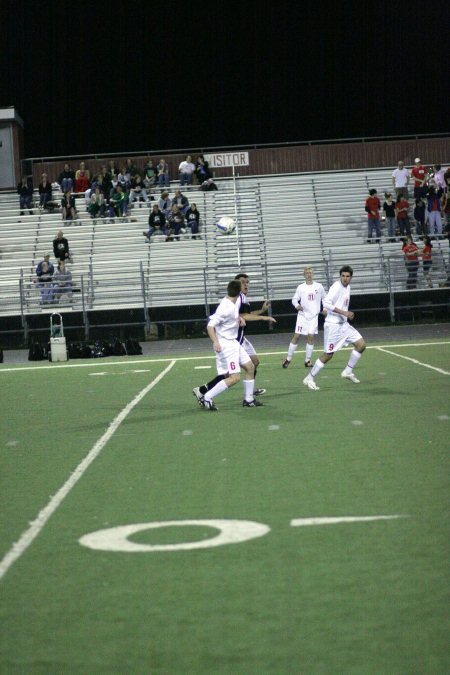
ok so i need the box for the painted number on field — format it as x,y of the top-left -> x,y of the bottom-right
79,516 -> 407,552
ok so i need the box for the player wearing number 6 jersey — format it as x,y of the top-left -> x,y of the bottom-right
193,279 -> 261,410
303,266 -> 366,391
282,267 -> 326,368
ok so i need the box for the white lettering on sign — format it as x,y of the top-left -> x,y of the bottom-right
204,152 -> 249,168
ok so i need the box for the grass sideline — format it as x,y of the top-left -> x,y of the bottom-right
0,340 -> 449,673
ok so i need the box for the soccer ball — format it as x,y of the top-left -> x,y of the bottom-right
215,216 -> 236,234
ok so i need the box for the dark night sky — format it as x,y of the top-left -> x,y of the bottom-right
1,0 -> 448,159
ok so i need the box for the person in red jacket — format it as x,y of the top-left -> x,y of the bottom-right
410,158 -> 429,199
402,236 -> 419,289
395,196 -> 411,237
365,189 -> 381,243
421,236 -> 433,288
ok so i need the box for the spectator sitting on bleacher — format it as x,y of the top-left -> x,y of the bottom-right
143,159 -> 157,190
143,204 -> 167,240
53,230 -> 71,262
17,176 -> 34,216
158,190 -> 172,218
185,203 -> 201,239
365,189 -> 381,243
395,194 -> 411,237
178,155 -> 195,186
194,155 -> 212,184
58,163 -> 75,192
129,174 -> 149,208
88,187 -> 106,220
38,173 -> 52,211
74,162 -> 91,194
172,189 -> 189,214
199,177 -> 218,191
167,205 -> 186,241
117,165 -> 131,190
36,254 -> 55,304
52,260 -> 73,303
109,185 -> 128,221
61,190 -> 78,223
157,159 -> 170,187
126,158 -> 140,177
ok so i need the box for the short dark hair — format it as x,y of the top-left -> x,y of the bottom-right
339,265 -> 353,277
227,279 -> 242,297
369,189 -> 377,196
234,273 -> 248,281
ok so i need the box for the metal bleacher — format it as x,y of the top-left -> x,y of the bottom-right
0,168 -> 448,322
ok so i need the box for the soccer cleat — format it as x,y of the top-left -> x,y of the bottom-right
203,398 -> 218,411
341,370 -> 360,384
192,387 -> 204,406
282,359 -> 290,368
243,399 -> 264,407
304,360 -> 312,367
253,388 -> 266,396
303,375 -> 320,391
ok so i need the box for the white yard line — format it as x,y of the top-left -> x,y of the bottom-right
0,341 -> 449,373
0,360 -> 176,581
376,347 -> 450,375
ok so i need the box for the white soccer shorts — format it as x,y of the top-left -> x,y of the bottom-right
241,337 -> 257,357
216,339 -> 251,375
295,315 -> 319,335
324,322 -> 363,354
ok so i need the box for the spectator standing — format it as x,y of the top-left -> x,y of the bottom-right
61,190 -> 77,223
52,260 -> 73,303
413,198 -> 427,237
157,159 -> 170,187
442,191 -> 450,235
172,189 -> 189,214
421,236 -> 433,288
426,187 -> 443,238
395,195 -> 411,237
392,161 -> 409,199
185,203 -> 201,239
17,176 -> 34,215
410,158 -> 428,199
143,205 -> 167,240
430,164 -> 446,197
74,162 -> 91,193
382,193 -> 397,241
53,230 -> 70,262
402,236 -> 419,289
178,155 -> 195,186
365,189 -> 381,243
38,173 -> 52,211
58,163 -> 75,192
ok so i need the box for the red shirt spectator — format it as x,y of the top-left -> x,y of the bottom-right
395,198 -> 409,219
402,240 -> 419,261
365,195 -> 380,218
411,164 -> 428,187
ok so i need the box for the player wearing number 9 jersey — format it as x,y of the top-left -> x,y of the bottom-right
192,279 -> 262,410
303,266 -> 366,390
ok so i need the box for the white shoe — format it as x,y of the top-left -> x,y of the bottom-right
192,387 -> 203,406
341,370 -> 360,383
303,375 -> 320,391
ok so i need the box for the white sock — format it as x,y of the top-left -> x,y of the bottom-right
305,343 -> 314,361
204,380 -> 228,401
310,358 -> 325,378
287,342 -> 298,360
243,378 -> 255,402
344,349 -> 362,373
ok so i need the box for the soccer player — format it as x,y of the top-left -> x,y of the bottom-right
282,267 -> 326,369
303,265 -> 366,391
193,273 -> 276,403
196,279 -> 263,411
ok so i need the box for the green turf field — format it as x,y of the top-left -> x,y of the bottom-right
1,339 -> 449,674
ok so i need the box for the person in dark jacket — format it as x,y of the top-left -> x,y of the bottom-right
53,230 -> 70,262
38,173 -> 53,210
17,177 -> 34,215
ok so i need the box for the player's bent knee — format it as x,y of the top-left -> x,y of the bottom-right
355,340 -> 366,352
226,373 -> 241,386
251,355 -> 260,367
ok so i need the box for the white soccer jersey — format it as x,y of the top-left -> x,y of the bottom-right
323,280 -> 351,324
208,297 -> 239,340
292,282 -> 326,320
